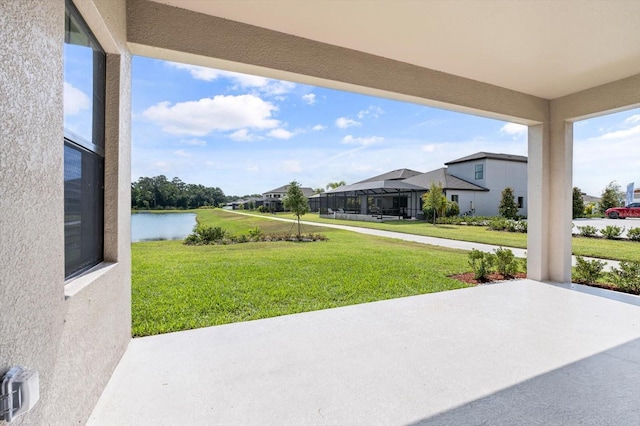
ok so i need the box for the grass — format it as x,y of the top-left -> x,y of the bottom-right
247,211 -> 639,262
132,210 -> 472,337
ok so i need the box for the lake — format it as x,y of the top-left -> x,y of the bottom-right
131,213 -> 197,242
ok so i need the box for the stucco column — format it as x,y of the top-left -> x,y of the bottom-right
527,124 -> 549,281
527,120 -> 573,283
547,119 -> 574,282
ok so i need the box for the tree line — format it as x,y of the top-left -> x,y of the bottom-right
131,175 -> 226,210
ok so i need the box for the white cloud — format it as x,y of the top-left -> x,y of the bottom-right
623,114 -> 640,124
500,122 -> 527,137
335,117 -> 361,129
422,144 -> 436,152
598,125 -> 640,140
174,149 -> 190,157
230,129 -> 259,142
180,138 -> 207,146
143,94 -> 280,136
342,135 -> 384,146
280,160 -> 302,173
167,62 -> 295,96
357,105 -> 384,119
302,93 -> 316,105
63,82 -> 90,116
312,124 -> 327,131
267,128 -> 294,140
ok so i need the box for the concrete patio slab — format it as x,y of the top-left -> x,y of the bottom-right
88,280 -> 640,425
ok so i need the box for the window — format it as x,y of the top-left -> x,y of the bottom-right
451,194 -> 459,203
64,0 -> 105,278
518,197 -> 524,208
474,164 -> 483,180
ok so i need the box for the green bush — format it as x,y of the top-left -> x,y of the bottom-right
494,247 -> 518,278
489,218 -> 509,231
445,201 -> 460,217
626,227 -> 640,241
248,227 -> 264,239
609,260 -> 640,294
257,205 -> 266,213
599,225 -> 625,239
573,256 -> 605,284
468,249 -> 495,282
577,225 -> 598,238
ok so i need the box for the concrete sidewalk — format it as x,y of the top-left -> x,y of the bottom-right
230,211 -> 620,271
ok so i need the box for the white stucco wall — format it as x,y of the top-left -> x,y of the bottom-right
0,0 -> 131,424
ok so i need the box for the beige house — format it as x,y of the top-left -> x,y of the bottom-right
1,0 -> 639,424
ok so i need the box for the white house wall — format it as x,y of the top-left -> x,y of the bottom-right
0,0 -> 131,424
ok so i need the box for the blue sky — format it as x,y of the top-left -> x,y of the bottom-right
69,54 -> 640,197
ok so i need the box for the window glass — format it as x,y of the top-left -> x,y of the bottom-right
64,0 -> 105,278
474,164 -> 483,180
451,195 -> 459,203
518,197 -> 524,208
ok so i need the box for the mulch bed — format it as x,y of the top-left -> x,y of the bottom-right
450,272 -> 527,285
450,272 -> 640,296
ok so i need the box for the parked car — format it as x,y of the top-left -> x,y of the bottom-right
605,202 -> 640,219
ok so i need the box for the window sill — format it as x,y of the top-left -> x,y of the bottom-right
64,262 -> 117,299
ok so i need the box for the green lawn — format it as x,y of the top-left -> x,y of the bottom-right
132,210 -> 472,337
248,211 -> 639,262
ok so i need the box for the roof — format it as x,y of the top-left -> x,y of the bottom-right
354,168 -> 422,184
445,152 -> 528,165
323,180 -> 425,194
403,168 -> 488,191
264,185 -> 314,197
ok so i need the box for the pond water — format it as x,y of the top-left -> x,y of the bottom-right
131,213 -> 196,242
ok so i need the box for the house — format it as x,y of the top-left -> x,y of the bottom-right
2,1 -> 639,424
263,184 -> 315,212
441,152 -> 527,216
320,152 -> 527,218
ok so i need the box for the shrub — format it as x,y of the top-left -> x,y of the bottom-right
599,225 -> 625,240
257,205 -> 266,213
573,256 -> 605,284
577,225 -> 598,238
521,252 -> 527,274
468,249 -> 495,282
494,247 -> 518,278
626,227 -> 640,241
248,227 -> 264,240
489,218 -> 509,231
184,225 -> 228,245
445,201 -> 460,217
609,261 -> 640,294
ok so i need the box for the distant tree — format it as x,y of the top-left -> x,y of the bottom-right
326,181 -> 346,190
313,187 -> 325,194
572,187 -> 585,219
422,182 -> 446,224
600,181 -> 624,213
283,181 -> 310,237
499,187 -> 518,219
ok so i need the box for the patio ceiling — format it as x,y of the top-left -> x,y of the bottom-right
149,0 -> 640,100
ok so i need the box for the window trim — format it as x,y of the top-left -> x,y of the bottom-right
64,0 -> 106,280
474,164 -> 483,180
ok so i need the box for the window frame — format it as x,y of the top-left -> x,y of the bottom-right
474,164 -> 483,180
63,0 -> 106,280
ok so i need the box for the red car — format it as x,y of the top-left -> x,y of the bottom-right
605,202 -> 640,219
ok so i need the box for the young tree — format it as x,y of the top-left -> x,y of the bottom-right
283,181 -> 310,237
499,187 -> 518,219
600,181 -> 624,213
422,182 -> 446,224
572,187 -> 585,218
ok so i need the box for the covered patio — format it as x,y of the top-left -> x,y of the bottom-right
3,0 -> 640,424
89,280 -> 640,425
319,180 -> 425,221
